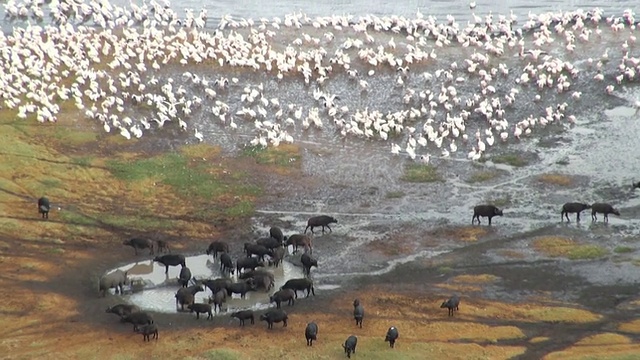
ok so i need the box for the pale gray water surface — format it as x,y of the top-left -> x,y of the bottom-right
106,255 -> 307,314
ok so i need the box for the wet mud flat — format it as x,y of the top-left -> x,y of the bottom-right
226,108 -> 640,358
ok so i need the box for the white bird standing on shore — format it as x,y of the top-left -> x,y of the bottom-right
391,143 -> 401,155
194,128 -> 203,142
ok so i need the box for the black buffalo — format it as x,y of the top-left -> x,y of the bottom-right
305,322 -> 319,346
591,202 -> 620,223
441,295 -> 460,317
305,215 -> 338,234
561,202 -> 591,222
153,254 -> 186,274
38,196 -> 50,219
472,204 -> 503,225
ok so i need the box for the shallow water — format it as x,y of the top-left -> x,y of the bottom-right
3,0 -> 638,30
105,255 -> 307,314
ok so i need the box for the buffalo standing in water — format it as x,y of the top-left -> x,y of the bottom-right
471,205 -> 503,225
591,202 -> 620,223
561,202 -> 591,222
305,215 -> 338,234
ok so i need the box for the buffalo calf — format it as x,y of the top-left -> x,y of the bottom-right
136,324 -> 158,341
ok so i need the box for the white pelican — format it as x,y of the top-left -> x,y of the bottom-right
194,128 -> 203,142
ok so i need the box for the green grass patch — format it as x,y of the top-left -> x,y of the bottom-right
489,153 -> 529,167
385,191 -> 406,199
534,237 -> 608,260
107,153 -> 186,182
100,213 -> 175,231
197,349 -> 241,360
467,170 -> 501,183
39,178 -> 62,188
72,156 -> 94,167
50,124 -> 97,145
242,144 -> 301,167
180,143 -> 221,159
567,245 -> 608,260
0,218 -> 20,232
614,246 -> 634,254
47,247 -> 65,255
224,200 -> 254,218
107,152 -> 260,200
580,356 -> 640,360
401,164 -> 442,183
59,209 -> 99,226
60,208 -> 174,232
4,116 -> 94,146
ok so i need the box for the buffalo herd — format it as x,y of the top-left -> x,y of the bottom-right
48,191 -> 622,352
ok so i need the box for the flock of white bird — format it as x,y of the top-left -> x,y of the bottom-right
1,0 -> 640,162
